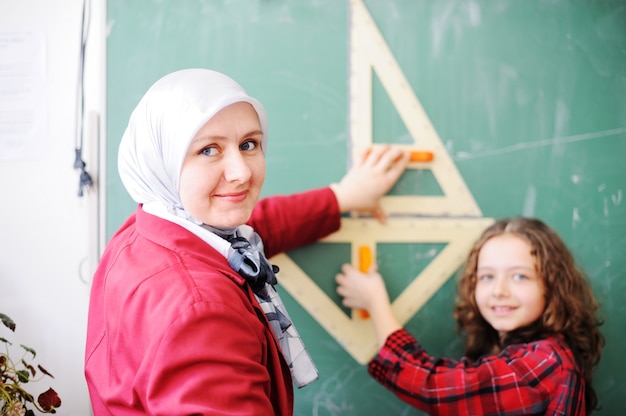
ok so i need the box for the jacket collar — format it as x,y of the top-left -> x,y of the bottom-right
134,204 -> 247,287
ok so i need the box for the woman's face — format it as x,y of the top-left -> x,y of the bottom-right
474,233 -> 546,340
179,102 -> 266,228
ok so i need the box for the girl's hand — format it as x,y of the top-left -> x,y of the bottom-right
335,263 -> 390,312
336,263 -> 402,347
330,145 -> 409,223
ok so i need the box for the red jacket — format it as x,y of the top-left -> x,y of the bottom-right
85,187 -> 340,416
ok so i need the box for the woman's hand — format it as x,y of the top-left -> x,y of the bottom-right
330,145 -> 409,223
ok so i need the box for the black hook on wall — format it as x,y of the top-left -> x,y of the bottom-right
74,148 -> 93,197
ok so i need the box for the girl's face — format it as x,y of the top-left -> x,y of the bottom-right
179,102 -> 266,228
475,233 -> 546,340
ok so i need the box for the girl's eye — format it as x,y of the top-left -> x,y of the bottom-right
478,274 -> 493,281
200,146 -> 219,156
513,273 -> 528,281
240,139 -> 259,151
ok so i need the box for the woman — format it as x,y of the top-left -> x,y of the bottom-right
84,68 -> 409,415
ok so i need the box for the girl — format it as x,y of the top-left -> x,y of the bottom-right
336,217 -> 604,415
84,68 -> 409,415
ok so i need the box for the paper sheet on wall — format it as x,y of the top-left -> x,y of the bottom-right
0,24 -> 47,161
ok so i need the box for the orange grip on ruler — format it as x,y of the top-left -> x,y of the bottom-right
358,245 -> 372,319
409,150 -> 434,162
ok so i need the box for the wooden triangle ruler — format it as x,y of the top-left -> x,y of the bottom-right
273,0 -> 494,364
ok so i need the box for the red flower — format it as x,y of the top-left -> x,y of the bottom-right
38,388 -> 62,413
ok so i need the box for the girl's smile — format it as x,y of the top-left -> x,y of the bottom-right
491,305 -> 517,316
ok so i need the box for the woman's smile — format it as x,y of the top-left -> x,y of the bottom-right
214,190 -> 249,202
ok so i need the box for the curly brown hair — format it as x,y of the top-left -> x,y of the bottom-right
453,217 -> 604,413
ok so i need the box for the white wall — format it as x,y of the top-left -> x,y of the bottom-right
0,0 -> 105,414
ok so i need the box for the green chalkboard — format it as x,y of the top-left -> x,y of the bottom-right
106,0 -> 626,414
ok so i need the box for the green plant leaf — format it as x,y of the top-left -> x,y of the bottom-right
0,313 -> 16,331
17,369 -> 31,383
21,344 -> 36,359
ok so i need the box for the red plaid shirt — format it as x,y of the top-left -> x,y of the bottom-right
369,329 -> 585,415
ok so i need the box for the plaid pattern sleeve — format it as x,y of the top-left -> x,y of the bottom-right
368,329 -> 585,416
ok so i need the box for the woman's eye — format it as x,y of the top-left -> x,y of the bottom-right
478,274 -> 493,281
240,139 -> 258,151
513,273 -> 528,281
201,146 -> 218,156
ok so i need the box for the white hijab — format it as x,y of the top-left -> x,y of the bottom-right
118,68 -> 267,216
